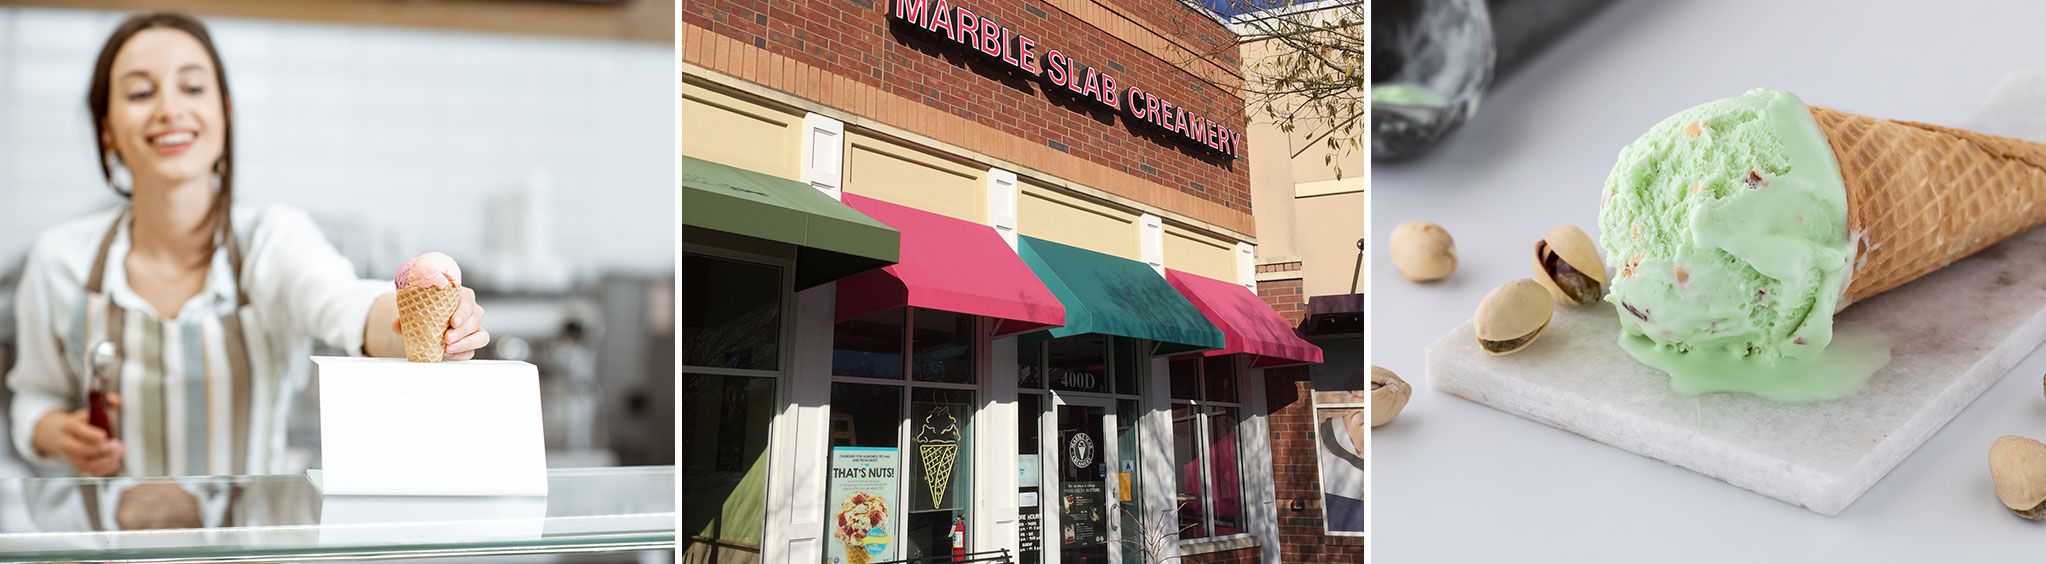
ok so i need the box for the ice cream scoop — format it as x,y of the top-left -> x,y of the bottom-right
395,251 -> 462,290
1600,89 -> 1851,362
1600,88 -> 2046,401
395,252 -> 465,362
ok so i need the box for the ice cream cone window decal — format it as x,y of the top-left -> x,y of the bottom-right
915,406 -> 963,507
1068,432 -> 1096,468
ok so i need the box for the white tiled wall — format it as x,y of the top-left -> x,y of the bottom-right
0,7 -> 675,283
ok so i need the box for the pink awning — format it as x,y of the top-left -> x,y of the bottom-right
1165,269 -> 1323,367
836,194 -> 1065,336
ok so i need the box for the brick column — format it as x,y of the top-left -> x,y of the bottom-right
1262,366 -> 1366,562
1255,258 -> 1306,327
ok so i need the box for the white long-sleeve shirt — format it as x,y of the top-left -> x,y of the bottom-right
9,205 -> 390,475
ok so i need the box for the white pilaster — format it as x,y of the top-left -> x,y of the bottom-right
976,331 -> 1022,556
1235,242 -> 1257,292
763,282 -> 837,564
1140,214 -> 1165,276
988,168 -> 1020,249
1243,361 -> 1280,564
801,113 -> 845,200
1140,354 -> 1180,557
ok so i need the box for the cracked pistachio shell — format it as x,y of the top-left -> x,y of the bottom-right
1532,225 -> 1609,305
1474,279 -> 1553,356
1991,435 -> 2046,520
1388,221 -> 1456,282
1371,365 -> 1410,428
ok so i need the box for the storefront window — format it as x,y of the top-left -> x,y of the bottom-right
908,388 -> 974,557
683,375 -> 777,564
1020,336 -> 1145,563
1169,358 -> 1199,401
682,251 -> 786,564
827,308 -> 981,562
833,309 -> 906,380
1048,335 -> 1109,393
828,384 -> 904,564
1017,393 -> 1045,564
682,253 -> 782,370
1169,356 -> 1246,540
912,309 -> 974,383
1312,341 -> 1367,534
1204,408 -> 1244,536
1018,341 -> 1045,390
1203,356 -> 1237,403
1115,399 -> 1144,564
1113,340 -> 1140,397
1170,405 -> 1201,537
831,384 -> 904,447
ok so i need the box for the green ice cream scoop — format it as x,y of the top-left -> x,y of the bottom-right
1599,89 -> 1871,398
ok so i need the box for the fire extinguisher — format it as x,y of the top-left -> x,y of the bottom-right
950,515 -> 966,559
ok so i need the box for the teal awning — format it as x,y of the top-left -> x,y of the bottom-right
682,157 -> 899,288
1015,236 -> 1224,354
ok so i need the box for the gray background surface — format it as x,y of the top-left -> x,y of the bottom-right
1371,0 -> 2046,561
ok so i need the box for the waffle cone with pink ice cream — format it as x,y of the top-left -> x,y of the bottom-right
395,252 -> 464,363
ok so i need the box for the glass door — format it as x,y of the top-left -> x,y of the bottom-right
1053,399 -> 1117,564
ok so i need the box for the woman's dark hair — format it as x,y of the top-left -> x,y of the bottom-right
86,12 -> 235,249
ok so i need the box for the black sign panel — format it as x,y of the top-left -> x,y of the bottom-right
1059,481 -> 1106,546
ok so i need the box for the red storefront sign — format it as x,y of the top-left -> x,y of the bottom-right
889,0 -> 1241,159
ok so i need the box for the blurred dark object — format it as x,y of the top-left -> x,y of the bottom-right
1488,0 -> 1614,85
1372,0 -> 1612,162
598,275 -> 675,466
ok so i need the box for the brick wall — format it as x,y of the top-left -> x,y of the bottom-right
1255,275 -> 1305,327
1265,366 -> 1367,562
1109,0 -> 1240,64
682,0 -> 1253,235
1180,546 -> 1260,564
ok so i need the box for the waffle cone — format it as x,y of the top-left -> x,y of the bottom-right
844,544 -> 871,564
1808,105 -> 2046,306
918,443 -> 957,506
398,285 -> 463,362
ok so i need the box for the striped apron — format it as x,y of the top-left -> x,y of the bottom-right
74,210 -> 263,477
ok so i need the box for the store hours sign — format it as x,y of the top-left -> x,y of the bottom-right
888,0 -> 1241,159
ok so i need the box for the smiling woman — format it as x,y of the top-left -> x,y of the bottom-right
6,12 -> 491,480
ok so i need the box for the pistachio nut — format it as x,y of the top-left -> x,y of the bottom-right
1990,435 -> 2046,520
1370,365 -> 1411,428
1532,225 -> 1609,305
1474,279 -> 1554,356
1388,221 -> 1456,282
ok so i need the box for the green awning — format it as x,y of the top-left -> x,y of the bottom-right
1016,236 -> 1224,354
683,157 -> 899,288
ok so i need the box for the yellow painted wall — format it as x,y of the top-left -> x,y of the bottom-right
843,132 -> 986,222
1165,225 -> 1237,282
1295,182 -> 1366,297
1018,179 -> 1138,260
681,81 -> 801,179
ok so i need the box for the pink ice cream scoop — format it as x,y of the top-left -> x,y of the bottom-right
395,252 -> 462,290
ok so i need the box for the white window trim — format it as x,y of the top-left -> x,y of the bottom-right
680,365 -> 782,378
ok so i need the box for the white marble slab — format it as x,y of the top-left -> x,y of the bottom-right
1426,226 -> 2046,515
